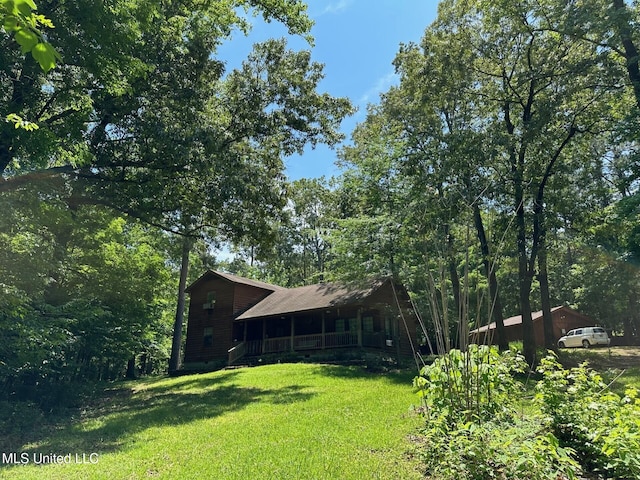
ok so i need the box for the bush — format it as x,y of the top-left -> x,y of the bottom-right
536,354 -> 640,479
414,346 -> 579,479
418,416 -> 579,480
414,345 -> 527,425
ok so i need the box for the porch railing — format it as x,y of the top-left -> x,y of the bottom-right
230,331 -> 374,364
263,337 -> 292,353
227,342 -> 247,365
324,332 -> 359,348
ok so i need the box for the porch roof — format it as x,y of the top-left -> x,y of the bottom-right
236,279 -> 388,320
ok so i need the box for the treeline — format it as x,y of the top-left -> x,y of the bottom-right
1,0 -> 640,411
231,0 -> 640,365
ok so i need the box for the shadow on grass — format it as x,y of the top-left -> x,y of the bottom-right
312,363 -> 416,386
1,371 -> 315,467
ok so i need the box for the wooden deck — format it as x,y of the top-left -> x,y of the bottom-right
228,332 -> 385,364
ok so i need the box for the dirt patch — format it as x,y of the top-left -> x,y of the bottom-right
558,346 -> 640,369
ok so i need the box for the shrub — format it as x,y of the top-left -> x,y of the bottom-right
535,354 -> 640,479
414,346 -> 579,479
418,416 -> 579,480
414,345 -> 527,425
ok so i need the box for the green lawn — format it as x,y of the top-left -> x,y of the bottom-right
1,364 -> 424,480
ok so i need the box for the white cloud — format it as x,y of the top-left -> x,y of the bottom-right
357,71 -> 398,107
318,0 -> 354,16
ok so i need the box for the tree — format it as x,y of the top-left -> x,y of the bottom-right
425,0 -> 622,364
234,177 -> 336,287
0,186 -> 176,399
388,23 -> 512,351
1,0 -> 353,378
0,0 -> 319,197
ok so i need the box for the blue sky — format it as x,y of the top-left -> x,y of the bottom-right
218,1 -> 440,180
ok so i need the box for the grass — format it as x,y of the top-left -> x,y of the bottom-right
1,363 -> 424,480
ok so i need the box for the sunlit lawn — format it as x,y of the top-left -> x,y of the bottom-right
2,363 -> 424,480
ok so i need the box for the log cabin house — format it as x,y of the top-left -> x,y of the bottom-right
183,270 -> 417,368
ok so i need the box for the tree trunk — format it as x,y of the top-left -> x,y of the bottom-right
472,203 -> 508,350
537,221 -> 556,350
168,235 -> 192,373
538,255 -> 555,350
612,0 -> 640,110
503,83 -> 536,366
126,357 -> 136,379
517,204 -> 536,365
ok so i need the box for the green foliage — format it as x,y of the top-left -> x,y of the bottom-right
232,177 -> 337,286
414,346 -> 579,479
0,193 -> 177,404
418,416 -> 579,480
326,0 -> 640,357
4,113 -> 38,130
414,345 -> 527,425
2,0 -> 60,129
1,0 -> 60,71
536,354 -> 640,478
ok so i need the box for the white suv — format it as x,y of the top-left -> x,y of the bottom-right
557,327 -> 610,349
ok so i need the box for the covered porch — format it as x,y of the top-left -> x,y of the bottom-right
228,307 -> 391,364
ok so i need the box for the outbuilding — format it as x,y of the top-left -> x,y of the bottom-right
469,306 -> 597,346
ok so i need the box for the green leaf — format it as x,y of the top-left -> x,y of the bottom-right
3,14 -> 19,31
31,42 -> 59,72
14,0 -> 37,17
14,27 -> 38,54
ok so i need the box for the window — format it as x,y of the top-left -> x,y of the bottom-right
336,318 -> 358,333
203,327 -> 213,347
363,316 -> 374,333
348,318 -> 358,332
385,317 -> 392,339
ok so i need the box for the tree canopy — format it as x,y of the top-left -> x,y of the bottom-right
1,0 -> 353,400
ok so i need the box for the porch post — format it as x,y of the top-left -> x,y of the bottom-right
262,319 -> 266,354
321,312 -> 326,349
396,314 -> 401,360
243,321 -> 247,342
357,308 -> 363,347
290,316 -> 295,352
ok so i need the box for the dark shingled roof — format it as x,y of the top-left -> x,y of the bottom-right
185,270 -> 286,294
236,279 -> 388,320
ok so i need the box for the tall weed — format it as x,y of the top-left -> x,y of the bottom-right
536,354 -> 640,478
414,346 -> 579,480
414,344 -> 526,424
